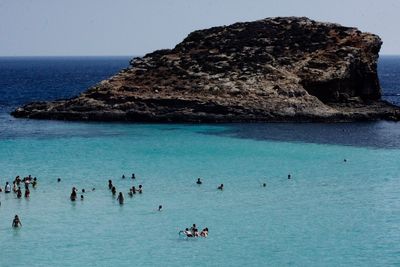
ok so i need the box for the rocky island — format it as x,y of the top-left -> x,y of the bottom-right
12,17 -> 400,122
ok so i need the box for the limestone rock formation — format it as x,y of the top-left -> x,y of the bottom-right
12,17 -> 400,122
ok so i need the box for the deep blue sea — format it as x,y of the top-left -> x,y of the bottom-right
0,56 -> 399,267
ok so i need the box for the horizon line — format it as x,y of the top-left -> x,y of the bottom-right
0,54 -> 399,58
0,55 -> 135,58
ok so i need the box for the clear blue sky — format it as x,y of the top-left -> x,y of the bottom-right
1,0 -> 399,56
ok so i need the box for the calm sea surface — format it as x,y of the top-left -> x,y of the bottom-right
0,56 -> 399,267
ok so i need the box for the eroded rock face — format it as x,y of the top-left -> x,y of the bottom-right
12,17 -> 400,122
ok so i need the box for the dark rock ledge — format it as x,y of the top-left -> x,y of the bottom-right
12,17 -> 400,122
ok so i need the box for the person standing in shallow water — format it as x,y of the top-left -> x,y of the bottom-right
217,184 -> 224,190
25,188 -> 30,198
12,215 -> 22,228
16,187 -> 22,198
5,182 -> 11,193
70,187 -> 77,201
15,176 -> 21,185
108,180 -> 113,190
117,192 -> 124,204
111,186 -> 116,196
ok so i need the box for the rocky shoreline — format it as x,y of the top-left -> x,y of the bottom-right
12,17 -> 400,122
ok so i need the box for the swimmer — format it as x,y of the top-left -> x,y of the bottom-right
190,224 -> 196,233
122,174 -> 125,179
131,173 -> 135,179
138,185 -> 143,194
288,174 -> 291,179
262,183 -> 267,187
81,195 -> 84,200
194,228 -> 200,237
5,182 -> 11,193
24,188 -> 30,198
82,189 -> 85,193
200,228 -> 209,237
128,189 -> 133,197
196,178 -> 202,185
108,180 -> 113,190
12,215 -> 22,228
57,178 -> 61,183
92,188 -> 95,191
344,159 -> 347,162
158,205 -> 162,211
184,228 -> 193,237
132,186 -> 136,194
117,192 -> 124,204
217,184 -> 224,190
32,177 -> 37,188
16,187 -> 22,198
70,187 -> 77,201
111,186 -> 116,196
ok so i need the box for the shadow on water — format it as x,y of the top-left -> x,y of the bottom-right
203,121 -> 400,149
1,56 -> 400,148
0,114 -> 128,140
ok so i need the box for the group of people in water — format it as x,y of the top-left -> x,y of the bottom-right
67,173 -> 145,206
0,175 -> 37,198
0,175 -> 38,228
106,174 -> 143,205
1,171 -> 286,232
180,224 -> 209,238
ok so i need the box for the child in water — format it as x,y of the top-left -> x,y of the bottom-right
128,188 -> 133,197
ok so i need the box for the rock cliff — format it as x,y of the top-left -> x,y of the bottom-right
12,17 -> 400,122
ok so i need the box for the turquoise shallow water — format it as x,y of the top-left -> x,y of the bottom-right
1,56 -> 400,266
0,117 -> 399,266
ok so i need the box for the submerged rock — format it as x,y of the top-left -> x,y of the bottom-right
12,17 -> 400,122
